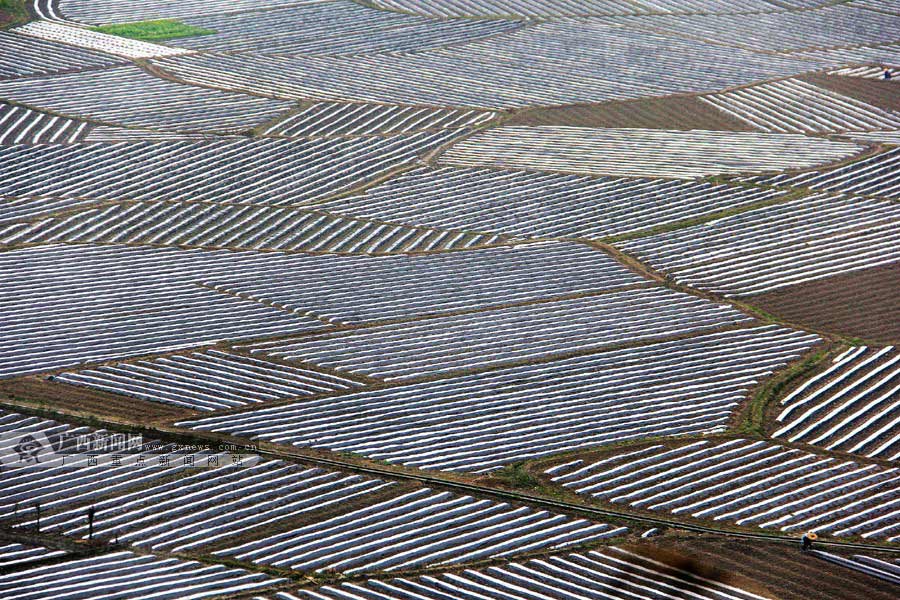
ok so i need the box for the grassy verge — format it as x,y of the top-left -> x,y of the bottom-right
0,0 -> 28,29
92,19 -> 215,41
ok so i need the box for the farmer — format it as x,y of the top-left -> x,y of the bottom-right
884,68 -> 892,80
800,532 -> 817,552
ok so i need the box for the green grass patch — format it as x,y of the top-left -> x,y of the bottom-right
92,19 -> 216,41
0,0 -> 28,30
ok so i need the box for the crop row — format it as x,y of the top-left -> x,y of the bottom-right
264,102 -> 496,139
215,488 -> 625,573
0,132 -> 462,205
774,346 -> 900,460
699,78 -> 900,134
745,147 -> 900,201
31,460 -> 394,552
617,193 -> 900,296
0,30 -> 121,80
174,2 -> 524,55
0,551 -> 282,599
548,439 -> 900,541
274,547 -> 770,600
0,200 -> 513,254
14,20 -> 192,59
605,4 -> 900,52
0,66 -> 293,132
180,326 -> 821,472
438,127 -> 861,179
52,349 -> 363,412
0,543 -> 66,568
320,166 -> 789,239
151,21 -> 818,108
0,102 -> 88,145
243,288 -> 752,382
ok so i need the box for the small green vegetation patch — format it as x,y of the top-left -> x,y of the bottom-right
92,19 -> 215,42
0,0 -> 29,29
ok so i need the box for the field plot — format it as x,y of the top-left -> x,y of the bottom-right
830,65 -> 899,79
0,30 -> 123,80
173,2 -> 523,55
30,461 -> 393,552
802,73 -> 900,113
203,242 -> 645,325
180,326 -> 820,472
0,132 -> 461,205
0,409 -> 216,516
217,488 -> 626,573
438,127 -> 862,179
13,21 -> 193,59
774,346 -> 900,460
0,543 -> 66,567
56,0 -> 315,24
271,546 -> 773,600
0,66 -> 293,133
243,289 -> 753,382
0,102 -> 88,144
367,0 -> 826,18
812,552 -> 900,586
1,201 -> 513,254
0,244 -> 326,378
547,439 -> 900,541
699,78 -> 900,134
53,349 -> 364,412
0,551 -> 282,599
745,147 -> 900,201
748,263 -> 899,344
321,166 -> 789,239
151,21 -> 819,108
507,95 -> 754,131
617,194 -> 900,296
263,102 -> 497,139
854,0 -> 900,16
606,5 -> 900,52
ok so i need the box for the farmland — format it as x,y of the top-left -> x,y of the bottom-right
1,0 -> 899,598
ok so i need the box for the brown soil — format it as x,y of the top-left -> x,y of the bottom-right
745,262 -> 900,344
801,73 -> 900,112
506,96 -> 755,131
0,375 -> 197,425
629,535 -> 900,600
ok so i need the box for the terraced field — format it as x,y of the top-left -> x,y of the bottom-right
617,194 -> 900,296
320,166 -> 788,239
53,349 -> 364,411
241,288 -> 754,381
774,346 -> 900,460
0,133 -> 461,205
547,439 -> 900,541
0,543 -> 66,567
0,66 -> 293,132
181,326 -> 820,472
0,200 -> 513,254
